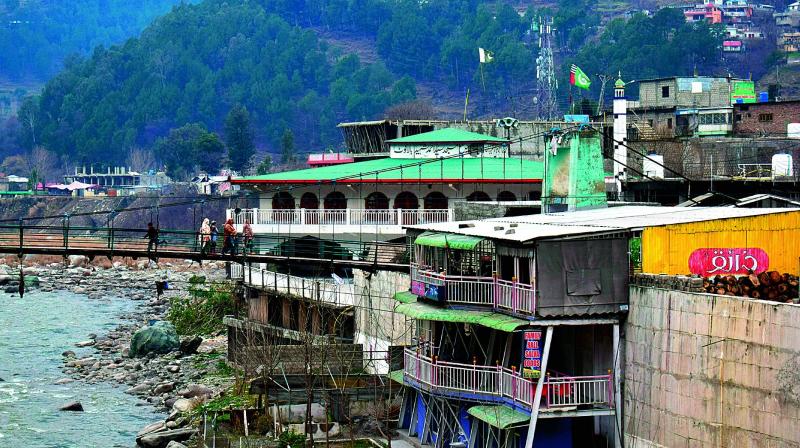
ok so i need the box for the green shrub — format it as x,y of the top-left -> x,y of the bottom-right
166,280 -> 235,335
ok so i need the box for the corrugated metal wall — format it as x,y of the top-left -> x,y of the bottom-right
642,211 -> 800,275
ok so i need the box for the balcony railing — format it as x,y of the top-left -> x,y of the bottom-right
411,263 -> 536,315
402,349 -> 613,412
228,208 -> 453,227
231,263 -> 356,307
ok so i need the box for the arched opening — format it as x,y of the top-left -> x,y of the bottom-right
424,192 -> 449,210
395,191 -> 419,225
394,191 -> 419,209
272,192 -> 295,209
300,192 -> 319,209
365,192 -> 390,210
300,192 -> 319,224
324,191 -> 347,209
323,191 -> 347,224
466,191 -> 491,202
497,191 -> 517,202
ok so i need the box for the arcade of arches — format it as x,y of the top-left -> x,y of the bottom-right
270,188 -> 533,210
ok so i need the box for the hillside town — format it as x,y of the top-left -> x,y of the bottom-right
1,1 -> 800,448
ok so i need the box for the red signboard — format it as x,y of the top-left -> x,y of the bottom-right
688,248 -> 769,276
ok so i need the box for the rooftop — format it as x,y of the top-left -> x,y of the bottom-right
386,128 -> 509,144
232,157 -> 543,185
408,206 -> 800,243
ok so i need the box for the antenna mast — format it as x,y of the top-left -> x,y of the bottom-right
535,16 -> 558,120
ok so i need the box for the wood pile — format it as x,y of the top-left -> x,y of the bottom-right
703,271 -> 799,303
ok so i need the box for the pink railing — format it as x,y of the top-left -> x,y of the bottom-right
402,349 -> 613,411
411,264 -> 536,315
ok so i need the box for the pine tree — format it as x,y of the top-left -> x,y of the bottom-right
280,129 -> 296,165
224,104 -> 255,172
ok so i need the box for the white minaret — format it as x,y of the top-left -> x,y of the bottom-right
612,74 -> 627,197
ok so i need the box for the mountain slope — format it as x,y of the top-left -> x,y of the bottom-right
29,0 -> 416,166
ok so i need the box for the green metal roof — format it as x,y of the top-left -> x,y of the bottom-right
232,157 -> 543,184
387,128 -> 508,144
393,297 -> 529,332
414,231 -> 484,250
393,291 -> 418,304
468,405 -> 531,429
388,370 -> 404,384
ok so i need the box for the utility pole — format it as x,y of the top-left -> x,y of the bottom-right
535,16 -> 558,120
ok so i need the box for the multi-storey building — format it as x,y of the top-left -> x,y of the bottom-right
226,126 -> 548,376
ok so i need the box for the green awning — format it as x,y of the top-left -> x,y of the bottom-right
468,405 -> 531,429
414,231 -> 484,250
393,291 -> 418,304
388,370 -> 404,384
394,300 -> 529,333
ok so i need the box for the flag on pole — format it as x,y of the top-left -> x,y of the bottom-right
478,48 -> 494,64
570,64 -> 591,90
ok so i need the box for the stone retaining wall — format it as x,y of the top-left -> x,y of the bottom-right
625,285 -> 800,447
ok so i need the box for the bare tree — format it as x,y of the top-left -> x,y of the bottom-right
383,100 -> 437,120
126,147 -> 157,172
29,146 -> 62,181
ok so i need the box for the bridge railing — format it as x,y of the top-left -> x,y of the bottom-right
0,223 -> 409,266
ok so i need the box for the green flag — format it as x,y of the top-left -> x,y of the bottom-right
570,64 -> 591,90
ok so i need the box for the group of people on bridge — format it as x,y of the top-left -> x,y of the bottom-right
198,218 -> 253,255
144,218 -> 254,256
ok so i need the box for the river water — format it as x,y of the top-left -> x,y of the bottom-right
0,290 -> 162,447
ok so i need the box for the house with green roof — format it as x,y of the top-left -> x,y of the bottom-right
229,128 -> 543,239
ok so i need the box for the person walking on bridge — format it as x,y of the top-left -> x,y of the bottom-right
199,218 -> 211,254
243,220 -> 254,253
222,218 -> 236,255
145,222 -> 159,254
209,221 -> 218,254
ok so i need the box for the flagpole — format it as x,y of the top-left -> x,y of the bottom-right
463,88 -> 470,121
480,64 -> 486,92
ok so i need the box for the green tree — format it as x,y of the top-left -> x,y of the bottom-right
223,104 -> 255,173
256,154 -> 272,175
155,123 -> 222,180
280,129 -> 296,165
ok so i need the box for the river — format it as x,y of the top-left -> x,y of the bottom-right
0,290 -> 162,447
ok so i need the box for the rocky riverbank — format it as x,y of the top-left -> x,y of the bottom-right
1,255 -> 236,448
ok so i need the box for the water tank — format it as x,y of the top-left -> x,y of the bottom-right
643,154 -> 665,179
788,123 -> 800,139
772,153 -> 793,178
759,91 -> 769,102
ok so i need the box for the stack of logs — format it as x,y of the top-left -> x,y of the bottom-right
703,271 -> 799,303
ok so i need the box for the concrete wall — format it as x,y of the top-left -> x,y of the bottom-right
638,78 -> 732,110
353,269 -> 413,374
625,285 -> 800,447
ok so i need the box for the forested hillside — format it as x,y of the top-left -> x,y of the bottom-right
1,0 -> 756,179
0,0 -> 187,82
23,1 -> 416,173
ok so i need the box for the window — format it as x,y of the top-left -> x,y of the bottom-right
759,113 -> 774,122
735,114 -> 742,122
667,118 -> 673,129
647,119 -> 654,127
661,86 -> 670,98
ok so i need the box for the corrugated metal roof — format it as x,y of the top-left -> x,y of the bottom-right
468,405 -> 531,429
394,300 -> 530,332
387,128 -> 508,144
232,157 -> 542,184
408,206 -> 800,243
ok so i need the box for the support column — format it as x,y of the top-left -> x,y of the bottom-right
613,323 -> 622,448
524,325 -> 553,448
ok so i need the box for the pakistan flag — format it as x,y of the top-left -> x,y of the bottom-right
570,64 -> 591,90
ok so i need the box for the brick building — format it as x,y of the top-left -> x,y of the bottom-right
733,100 -> 800,136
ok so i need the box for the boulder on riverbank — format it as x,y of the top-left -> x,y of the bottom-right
59,401 -> 84,412
178,335 -> 202,355
137,427 -> 196,448
129,322 -> 180,358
